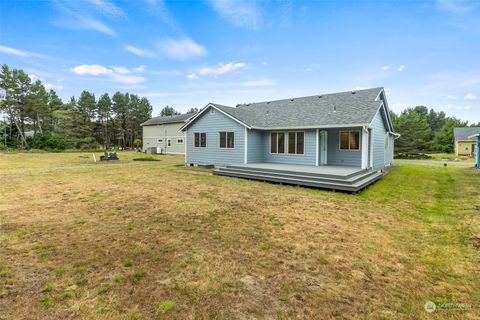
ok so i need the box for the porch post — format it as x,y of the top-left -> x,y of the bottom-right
244,127 -> 248,164
361,126 -> 369,170
315,129 -> 319,166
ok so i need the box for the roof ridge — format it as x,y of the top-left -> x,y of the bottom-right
236,87 -> 384,107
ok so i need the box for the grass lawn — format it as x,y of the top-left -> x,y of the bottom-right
0,151 -> 479,319
427,153 -> 475,163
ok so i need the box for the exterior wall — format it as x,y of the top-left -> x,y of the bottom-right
142,122 -> 185,154
369,110 -> 389,170
456,140 -> 475,156
185,107 -> 245,166
262,129 -> 317,165
385,134 -> 394,165
326,127 -> 363,167
247,129 -> 265,163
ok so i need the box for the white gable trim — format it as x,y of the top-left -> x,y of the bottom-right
180,103 -> 251,131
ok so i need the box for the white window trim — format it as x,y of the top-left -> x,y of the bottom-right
269,131 -> 286,154
339,130 -> 361,151
194,132 -> 207,148
218,131 -> 235,149
287,131 -> 305,155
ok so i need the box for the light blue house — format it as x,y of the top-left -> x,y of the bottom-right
180,87 -> 397,192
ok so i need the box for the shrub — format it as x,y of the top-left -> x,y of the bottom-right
132,156 -> 160,161
31,132 -> 66,151
394,152 -> 432,160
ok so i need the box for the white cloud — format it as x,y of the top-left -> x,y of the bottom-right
87,0 -> 125,17
262,61 -> 267,65
208,0 -> 260,29
446,94 -> 457,100
124,44 -> 157,58
464,92 -> 477,100
187,73 -> 199,80
198,62 -> 246,76
398,65 -> 405,72
382,65 -> 390,71
157,37 -> 207,60
70,64 -> 146,84
44,83 -> 64,90
51,1 -> 116,36
352,86 -> 367,91
0,45 -> 47,59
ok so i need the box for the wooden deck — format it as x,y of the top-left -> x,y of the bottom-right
213,163 -> 385,192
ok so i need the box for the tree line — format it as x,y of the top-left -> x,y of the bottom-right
0,64 -> 153,150
390,106 -> 479,155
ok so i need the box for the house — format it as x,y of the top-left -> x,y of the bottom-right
180,87 -> 397,192
453,127 -> 480,157
141,113 -> 193,154
467,133 -> 479,168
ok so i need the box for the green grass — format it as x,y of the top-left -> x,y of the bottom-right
0,151 -> 478,319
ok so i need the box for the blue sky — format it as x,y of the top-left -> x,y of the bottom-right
0,0 -> 479,123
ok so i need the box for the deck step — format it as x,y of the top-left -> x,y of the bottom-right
215,167 -> 379,185
214,168 -> 384,192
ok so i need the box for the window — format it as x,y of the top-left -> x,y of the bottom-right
194,132 -> 206,147
288,131 -> 304,154
157,138 -> 163,143
167,139 -> 171,147
270,132 -> 285,154
339,130 -> 360,150
177,138 -> 184,144
219,131 -> 234,148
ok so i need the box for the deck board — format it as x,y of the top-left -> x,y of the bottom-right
232,163 -> 363,177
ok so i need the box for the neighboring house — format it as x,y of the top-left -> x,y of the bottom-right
141,113 -> 193,154
467,133 -> 479,168
180,87 -> 397,192
453,127 -> 480,157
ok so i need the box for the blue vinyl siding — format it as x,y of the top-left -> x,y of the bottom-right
370,109 -> 388,170
385,135 -> 394,165
262,130 -> 317,165
186,107 -> 245,166
326,127 -> 363,167
247,129 -> 265,163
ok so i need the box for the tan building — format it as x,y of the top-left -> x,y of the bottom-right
454,127 -> 480,157
141,113 -> 194,154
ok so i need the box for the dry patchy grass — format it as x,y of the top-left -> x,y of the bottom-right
0,151 -> 478,319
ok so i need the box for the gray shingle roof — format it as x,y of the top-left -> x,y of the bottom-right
191,87 -> 386,130
141,113 -> 194,126
453,127 -> 480,141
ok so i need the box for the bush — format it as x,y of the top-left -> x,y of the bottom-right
394,152 -> 432,160
132,156 -> 161,162
31,132 -> 66,151
0,141 -> 6,151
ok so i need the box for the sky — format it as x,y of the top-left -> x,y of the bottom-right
0,0 -> 479,123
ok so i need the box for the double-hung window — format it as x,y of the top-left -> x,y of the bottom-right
270,132 -> 285,154
288,131 -> 304,154
339,131 -> 360,150
194,132 -> 206,147
219,131 -> 234,148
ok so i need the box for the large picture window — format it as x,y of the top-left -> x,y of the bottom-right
270,132 -> 285,154
339,130 -> 360,150
219,131 -> 234,148
288,131 -> 304,154
194,132 -> 206,147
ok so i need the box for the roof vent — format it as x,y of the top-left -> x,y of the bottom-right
290,99 -> 294,101
333,105 -> 337,112
351,91 -> 356,94
318,95 -> 322,98
267,101 -> 270,104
